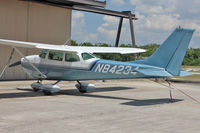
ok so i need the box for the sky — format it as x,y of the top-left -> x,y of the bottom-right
71,0 -> 200,48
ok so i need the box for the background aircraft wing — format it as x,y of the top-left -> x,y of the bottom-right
0,39 -> 146,54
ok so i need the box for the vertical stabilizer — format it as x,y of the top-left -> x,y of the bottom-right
134,27 -> 195,76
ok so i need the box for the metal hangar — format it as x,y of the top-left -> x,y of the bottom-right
0,0 -> 137,80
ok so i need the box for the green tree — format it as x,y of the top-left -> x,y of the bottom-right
80,42 -> 93,46
71,40 -> 78,46
70,41 -> 200,66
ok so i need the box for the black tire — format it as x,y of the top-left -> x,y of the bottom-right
43,90 -> 52,95
79,89 -> 87,93
33,88 -> 40,92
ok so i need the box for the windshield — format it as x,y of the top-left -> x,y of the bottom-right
82,53 -> 96,60
39,49 -> 47,59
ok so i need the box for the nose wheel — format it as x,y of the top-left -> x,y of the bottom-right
31,80 -> 42,92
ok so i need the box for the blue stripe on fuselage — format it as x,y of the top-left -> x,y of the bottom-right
22,60 -> 169,81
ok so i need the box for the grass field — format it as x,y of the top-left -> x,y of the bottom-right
181,65 -> 200,72
173,66 -> 200,81
175,75 -> 200,81
181,65 -> 200,69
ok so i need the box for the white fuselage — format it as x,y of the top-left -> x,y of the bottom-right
21,51 -> 99,79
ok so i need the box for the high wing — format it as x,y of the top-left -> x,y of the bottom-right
0,39 -> 146,54
69,46 -> 146,54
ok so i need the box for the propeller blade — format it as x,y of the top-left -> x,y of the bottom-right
9,61 -> 21,68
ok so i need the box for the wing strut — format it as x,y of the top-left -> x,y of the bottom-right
0,48 -> 15,79
63,38 -> 71,46
13,47 -> 47,79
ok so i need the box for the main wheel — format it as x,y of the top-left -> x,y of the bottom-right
43,90 -> 52,95
79,89 -> 87,93
33,88 -> 40,92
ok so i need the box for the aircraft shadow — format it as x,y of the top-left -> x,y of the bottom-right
121,98 -> 183,106
0,91 -> 44,99
61,89 -> 135,101
85,86 -> 134,93
60,89 -> 183,106
0,87 -> 183,106
0,87 -> 133,99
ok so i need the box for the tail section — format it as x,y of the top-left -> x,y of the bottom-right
135,27 -> 195,76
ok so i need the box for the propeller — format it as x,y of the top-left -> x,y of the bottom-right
9,61 -> 21,68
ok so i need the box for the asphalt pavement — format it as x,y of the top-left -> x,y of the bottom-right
0,79 -> 200,133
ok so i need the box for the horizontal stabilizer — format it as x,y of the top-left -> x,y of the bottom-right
179,70 -> 192,77
135,69 -> 172,77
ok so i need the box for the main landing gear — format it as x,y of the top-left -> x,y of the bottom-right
75,80 -> 95,93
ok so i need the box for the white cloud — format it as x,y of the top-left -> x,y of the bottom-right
72,11 -> 98,42
110,0 -> 125,5
97,15 -> 134,45
88,33 -> 98,40
129,0 -> 200,47
102,15 -> 119,27
72,1 -> 200,47
72,11 -> 85,28
73,11 -> 84,19
130,0 -> 200,32
137,14 -> 180,31
97,16 -> 119,40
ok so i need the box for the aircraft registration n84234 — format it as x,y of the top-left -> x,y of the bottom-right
0,27 -> 195,95
94,64 -> 136,75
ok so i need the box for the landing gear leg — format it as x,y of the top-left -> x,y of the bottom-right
76,80 -> 87,93
166,81 -> 174,103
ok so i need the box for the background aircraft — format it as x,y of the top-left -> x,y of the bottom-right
0,27 -> 195,95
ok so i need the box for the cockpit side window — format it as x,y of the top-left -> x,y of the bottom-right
48,51 -> 63,61
82,53 -> 95,60
39,49 -> 47,59
65,53 -> 80,62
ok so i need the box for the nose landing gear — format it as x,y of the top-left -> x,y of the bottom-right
31,80 -> 62,95
31,80 -> 42,92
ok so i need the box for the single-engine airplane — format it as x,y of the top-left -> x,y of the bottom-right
0,27 -> 195,95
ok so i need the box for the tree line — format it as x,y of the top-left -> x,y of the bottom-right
71,40 -> 200,66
